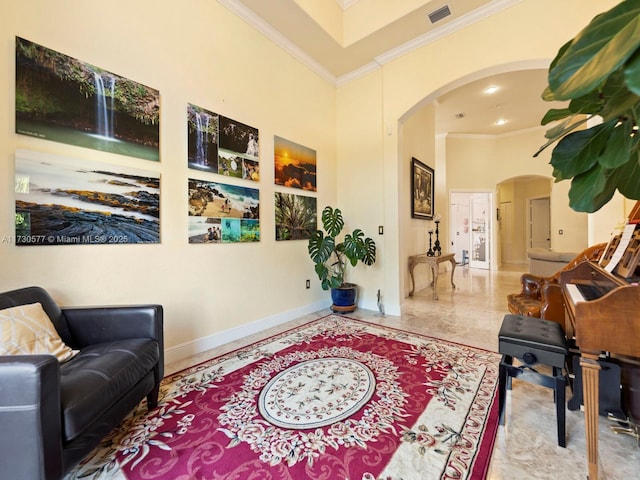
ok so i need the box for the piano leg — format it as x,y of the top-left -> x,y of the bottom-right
581,353 -> 602,480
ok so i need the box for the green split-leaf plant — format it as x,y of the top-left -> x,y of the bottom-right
307,206 -> 376,290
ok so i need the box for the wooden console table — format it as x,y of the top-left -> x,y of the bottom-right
408,253 -> 456,300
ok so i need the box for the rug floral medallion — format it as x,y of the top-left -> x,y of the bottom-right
66,315 -> 501,480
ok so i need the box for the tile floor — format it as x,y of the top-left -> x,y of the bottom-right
166,264 -> 640,479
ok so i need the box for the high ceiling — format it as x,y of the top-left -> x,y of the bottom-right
219,0 -> 567,135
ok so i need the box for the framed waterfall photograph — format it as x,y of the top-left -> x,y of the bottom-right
15,36 -> 160,162
187,103 -> 220,173
187,104 -> 260,181
411,157 -> 434,220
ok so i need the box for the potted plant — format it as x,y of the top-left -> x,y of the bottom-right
308,206 -> 376,313
534,0 -> 640,213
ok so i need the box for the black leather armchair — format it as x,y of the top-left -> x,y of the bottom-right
0,286 -> 163,480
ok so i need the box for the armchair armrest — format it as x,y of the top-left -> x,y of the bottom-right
540,283 -> 566,331
520,273 -> 546,298
0,355 -> 63,480
63,304 -> 164,383
62,304 -> 163,347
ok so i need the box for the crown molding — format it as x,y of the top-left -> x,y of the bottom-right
335,0 -> 359,9
375,0 -> 523,66
217,0 -> 337,84
336,61 -> 380,86
219,0 -> 523,86
445,124 -> 547,139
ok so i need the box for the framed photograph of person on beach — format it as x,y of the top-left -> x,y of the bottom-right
411,157 -> 434,220
187,178 -> 260,244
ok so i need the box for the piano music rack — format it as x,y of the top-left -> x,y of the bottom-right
599,223 -> 640,279
616,228 -> 640,278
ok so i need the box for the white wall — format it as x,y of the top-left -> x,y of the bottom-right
0,0 -> 337,361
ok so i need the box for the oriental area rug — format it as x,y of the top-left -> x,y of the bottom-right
66,315 -> 501,480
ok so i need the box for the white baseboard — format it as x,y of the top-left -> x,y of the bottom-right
164,299 -> 330,365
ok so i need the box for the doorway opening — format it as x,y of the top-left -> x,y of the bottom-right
450,191 -> 492,270
529,196 -> 551,249
496,176 -> 551,266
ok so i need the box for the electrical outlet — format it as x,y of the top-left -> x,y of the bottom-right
306,279 -> 310,289
378,226 -> 384,235
559,229 -> 563,235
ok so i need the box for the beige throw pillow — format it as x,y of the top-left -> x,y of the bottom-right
0,302 -> 78,362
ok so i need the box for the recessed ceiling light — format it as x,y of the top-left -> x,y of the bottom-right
495,118 -> 507,126
484,86 -> 499,94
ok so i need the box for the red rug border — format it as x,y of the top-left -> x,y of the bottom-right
167,313 -> 500,381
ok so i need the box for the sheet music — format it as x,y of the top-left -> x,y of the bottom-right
604,223 -> 637,273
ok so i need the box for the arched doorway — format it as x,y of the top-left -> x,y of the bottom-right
399,61 -> 558,291
496,175 -> 551,267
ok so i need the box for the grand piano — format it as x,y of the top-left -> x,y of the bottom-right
560,223 -> 640,480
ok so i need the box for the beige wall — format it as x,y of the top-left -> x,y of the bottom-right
0,0 -> 336,360
335,69 -> 385,308
336,0 -> 621,311
447,127 -> 591,263
400,104 -> 436,295
1,0 -> 626,359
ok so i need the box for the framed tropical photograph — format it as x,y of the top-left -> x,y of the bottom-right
411,157 -> 433,220
274,192 -> 317,241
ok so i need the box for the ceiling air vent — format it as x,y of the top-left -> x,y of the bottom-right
427,5 -> 452,24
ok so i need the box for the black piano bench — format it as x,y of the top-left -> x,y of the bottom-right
498,314 -> 569,447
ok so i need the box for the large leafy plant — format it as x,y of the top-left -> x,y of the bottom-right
535,1 -> 640,212
307,206 -> 376,290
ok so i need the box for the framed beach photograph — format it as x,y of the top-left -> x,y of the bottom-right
187,178 -> 260,244
15,149 -> 160,245
411,157 -> 434,220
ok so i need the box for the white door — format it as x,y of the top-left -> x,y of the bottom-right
449,196 -> 470,265
470,193 -> 490,269
530,197 -> 551,249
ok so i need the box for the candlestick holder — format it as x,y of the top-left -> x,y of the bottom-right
434,220 -> 441,256
426,230 -> 434,256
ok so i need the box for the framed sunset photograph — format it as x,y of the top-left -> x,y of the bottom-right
274,135 -> 316,191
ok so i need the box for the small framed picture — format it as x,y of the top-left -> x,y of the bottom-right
411,157 -> 434,220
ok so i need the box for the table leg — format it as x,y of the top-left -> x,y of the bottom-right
581,354 -> 601,480
432,264 -> 439,300
449,257 -> 456,289
409,259 -> 416,296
